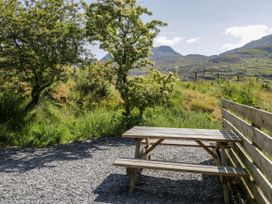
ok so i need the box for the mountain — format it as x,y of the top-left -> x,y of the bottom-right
207,34 -> 272,71
101,34 -> 272,78
101,54 -> 111,61
151,46 -> 181,59
101,45 -> 181,61
223,35 -> 272,55
154,35 -> 272,78
150,46 -> 210,72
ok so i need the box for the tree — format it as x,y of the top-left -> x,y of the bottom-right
86,0 -> 166,116
0,0 -> 85,110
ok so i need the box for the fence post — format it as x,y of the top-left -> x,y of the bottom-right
217,73 -> 220,83
194,72 -> 197,81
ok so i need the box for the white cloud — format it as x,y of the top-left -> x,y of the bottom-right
186,37 -> 200,43
221,24 -> 272,51
154,36 -> 183,46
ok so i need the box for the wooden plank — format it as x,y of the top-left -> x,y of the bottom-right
122,126 -> 241,142
223,120 -> 272,201
195,140 -> 217,160
125,126 -> 235,135
222,109 -> 272,155
114,158 -> 249,177
143,139 -> 164,154
226,149 -> 269,204
140,139 -> 217,148
220,143 -> 230,204
222,98 -> 272,132
223,119 -> 272,182
226,149 -> 255,203
232,144 -> 272,202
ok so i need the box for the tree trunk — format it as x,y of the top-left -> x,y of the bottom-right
116,71 -> 131,117
25,84 -> 50,111
124,100 -> 131,116
25,89 -> 42,111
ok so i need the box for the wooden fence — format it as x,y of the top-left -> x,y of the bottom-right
222,98 -> 272,203
181,72 -> 272,82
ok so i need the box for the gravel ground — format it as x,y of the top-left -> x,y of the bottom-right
0,137 -> 224,204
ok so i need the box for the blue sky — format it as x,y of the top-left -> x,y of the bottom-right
88,0 -> 272,59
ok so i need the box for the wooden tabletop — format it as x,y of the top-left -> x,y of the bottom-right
122,126 -> 241,142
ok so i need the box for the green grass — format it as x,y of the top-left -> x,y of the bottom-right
1,79 -> 271,148
0,102 -> 125,147
143,106 -> 221,129
0,100 -> 220,147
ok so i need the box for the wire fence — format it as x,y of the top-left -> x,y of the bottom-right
179,71 -> 272,82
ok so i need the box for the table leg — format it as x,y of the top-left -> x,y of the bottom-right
134,139 -> 141,158
126,139 -> 141,176
129,169 -> 137,193
220,143 -> 230,204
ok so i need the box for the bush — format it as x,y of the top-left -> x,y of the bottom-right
0,91 -> 25,124
73,62 -> 114,108
221,80 -> 257,106
127,70 -> 176,117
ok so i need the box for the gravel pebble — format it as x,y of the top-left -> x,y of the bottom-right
0,137 -> 224,203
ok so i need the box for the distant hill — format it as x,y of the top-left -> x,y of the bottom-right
101,45 -> 181,61
154,35 -> 272,78
101,54 -> 111,62
222,34 -> 272,55
101,34 -> 272,79
151,46 -> 181,59
205,34 -> 272,78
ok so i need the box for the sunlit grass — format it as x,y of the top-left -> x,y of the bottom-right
1,78 -> 271,148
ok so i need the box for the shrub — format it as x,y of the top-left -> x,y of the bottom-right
73,62 -> 114,108
0,91 -> 25,124
127,70 -> 176,118
221,80 -> 257,106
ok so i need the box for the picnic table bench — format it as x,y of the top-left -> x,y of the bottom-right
114,126 -> 249,204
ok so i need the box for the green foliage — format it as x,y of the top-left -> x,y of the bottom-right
1,78 -> 272,148
127,70 -> 176,117
0,99 -> 221,148
0,0 -> 85,109
0,101 -> 116,147
86,0 -> 166,116
73,62 -> 114,108
0,91 -> 25,124
221,80 -> 257,106
0,0 -> 271,149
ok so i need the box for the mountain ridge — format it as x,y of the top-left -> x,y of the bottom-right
101,34 -> 272,78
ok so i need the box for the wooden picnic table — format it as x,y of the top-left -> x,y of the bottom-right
114,99 -> 272,203
122,126 -> 241,162
116,126 -> 245,204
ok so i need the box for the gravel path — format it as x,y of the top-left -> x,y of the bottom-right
0,137 -> 224,204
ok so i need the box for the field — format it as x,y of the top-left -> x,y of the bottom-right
1,77 -> 271,148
